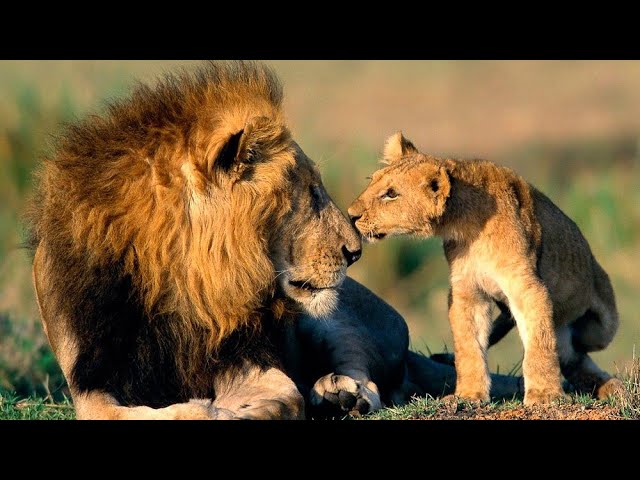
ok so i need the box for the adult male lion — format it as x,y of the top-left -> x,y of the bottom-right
27,62 -> 521,419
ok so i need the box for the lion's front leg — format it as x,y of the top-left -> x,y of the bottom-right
212,366 -> 305,420
74,391 -> 236,420
291,278 -> 411,418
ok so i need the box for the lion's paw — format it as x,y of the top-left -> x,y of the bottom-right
164,399 -> 237,420
310,373 -> 383,417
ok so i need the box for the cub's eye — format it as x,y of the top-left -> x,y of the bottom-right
382,188 -> 398,200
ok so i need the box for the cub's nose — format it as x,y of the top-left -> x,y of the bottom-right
342,245 -> 362,266
347,204 -> 362,227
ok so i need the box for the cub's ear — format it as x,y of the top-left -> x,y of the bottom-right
425,166 -> 451,206
212,117 -> 266,175
382,131 -> 418,165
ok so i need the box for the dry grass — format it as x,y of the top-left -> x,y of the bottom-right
615,349 -> 640,418
367,353 -> 640,420
0,60 -> 638,405
1,348 -> 637,420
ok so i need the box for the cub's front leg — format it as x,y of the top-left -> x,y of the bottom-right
447,284 -> 494,402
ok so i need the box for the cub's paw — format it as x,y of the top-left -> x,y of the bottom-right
310,373 -> 382,417
596,378 -> 626,401
442,391 -> 489,405
524,389 -> 570,406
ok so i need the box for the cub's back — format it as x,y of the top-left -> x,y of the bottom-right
532,187 -> 596,303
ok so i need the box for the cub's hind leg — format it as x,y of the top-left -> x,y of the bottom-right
556,325 -> 624,400
558,261 -> 622,400
571,261 -> 619,354
488,302 -> 516,347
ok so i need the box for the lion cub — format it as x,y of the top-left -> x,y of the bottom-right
348,132 -> 622,405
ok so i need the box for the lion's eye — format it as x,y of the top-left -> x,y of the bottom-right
383,188 -> 398,200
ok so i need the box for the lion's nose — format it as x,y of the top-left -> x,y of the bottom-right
348,214 -> 362,228
342,245 -> 362,266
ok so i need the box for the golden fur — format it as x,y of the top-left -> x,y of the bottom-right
30,63 -> 293,349
27,63 -> 525,419
348,132 -> 622,405
27,61 -> 366,418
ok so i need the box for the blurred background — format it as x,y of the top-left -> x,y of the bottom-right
1,60 -> 638,401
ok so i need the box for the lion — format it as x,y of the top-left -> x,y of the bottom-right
26,63 -> 522,419
348,132 -> 623,406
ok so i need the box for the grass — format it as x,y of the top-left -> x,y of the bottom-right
616,350 -> 640,419
366,395 -> 625,421
0,394 -> 74,420
0,389 -> 634,421
2,354 -> 637,420
1,61 -> 639,418
366,354 -> 640,420
367,385 -> 639,421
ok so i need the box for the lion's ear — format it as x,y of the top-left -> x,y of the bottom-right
213,118 -> 264,175
214,129 -> 246,173
382,132 -> 418,165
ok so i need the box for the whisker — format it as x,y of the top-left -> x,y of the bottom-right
271,262 -> 317,282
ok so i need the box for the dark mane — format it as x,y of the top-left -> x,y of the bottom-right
26,61 -> 292,405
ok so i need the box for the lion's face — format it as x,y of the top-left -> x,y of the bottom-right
186,115 -> 361,320
271,144 -> 362,317
347,132 -> 451,242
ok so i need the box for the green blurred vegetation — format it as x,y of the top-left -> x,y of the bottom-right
0,61 -> 638,403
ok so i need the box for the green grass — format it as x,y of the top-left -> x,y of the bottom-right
0,391 -> 633,421
366,358 -> 640,420
1,61 -> 639,418
364,395 -> 622,420
0,313 -> 67,400
366,391 -> 638,421
0,394 -> 74,420
2,355 -> 637,420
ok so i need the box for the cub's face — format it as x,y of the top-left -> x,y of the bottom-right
347,132 -> 451,242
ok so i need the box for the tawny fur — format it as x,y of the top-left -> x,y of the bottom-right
28,62 -> 292,352
348,132 -> 622,405
26,61 -> 365,418
26,63 -> 526,419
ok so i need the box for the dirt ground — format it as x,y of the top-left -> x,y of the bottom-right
413,403 -> 624,420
